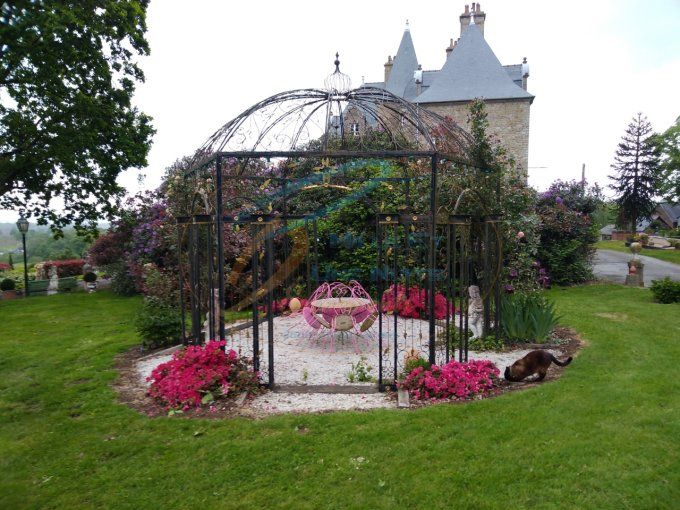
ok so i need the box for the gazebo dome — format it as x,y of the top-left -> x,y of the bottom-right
192,57 -> 473,165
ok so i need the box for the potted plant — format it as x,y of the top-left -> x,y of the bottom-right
0,278 -> 17,299
83,271 -> 98,292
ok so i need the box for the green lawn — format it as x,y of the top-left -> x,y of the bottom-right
0,288 -> 678,509
597,239 -> 680,265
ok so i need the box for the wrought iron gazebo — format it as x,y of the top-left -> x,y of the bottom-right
176,56 -> 503,390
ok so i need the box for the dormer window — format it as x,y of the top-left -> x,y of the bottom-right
351,123 -> 360,136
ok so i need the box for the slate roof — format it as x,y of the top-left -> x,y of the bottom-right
654,203 -> 680,227
503,64 -> 524,88
384,29 -> 419,99
415,24 -> 533,103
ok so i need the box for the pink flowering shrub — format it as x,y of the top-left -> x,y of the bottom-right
382,284 -> 453,320
147,340 -> 260,409
399,359 -> 500,401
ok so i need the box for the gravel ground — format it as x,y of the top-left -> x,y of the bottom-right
136,315 -> 560,414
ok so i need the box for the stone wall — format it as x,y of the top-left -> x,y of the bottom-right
421,98 -> 531,176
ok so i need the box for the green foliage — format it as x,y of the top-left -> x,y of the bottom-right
0,278 -> 15,291
500,293 -> 560,342
0,1 -> 155,236
537,180 -> 601,285
650,277 -> 680,304
141,263 -> 178,307
83,272 -> 97,283
1,225 -> 93,264
468,335 -> 505,351
609,113 -> 660,232
651,115 -> 680,202
57,277 -> 77,292
347,356 -> 375,383
402,357 -> 431,378
108,262 -> 138,296
135,297 -> 182,349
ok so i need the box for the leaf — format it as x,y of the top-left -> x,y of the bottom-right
193,430 -> 204,437
201,392 -> 214,405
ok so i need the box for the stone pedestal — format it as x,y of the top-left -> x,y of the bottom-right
625,260 -> 644,287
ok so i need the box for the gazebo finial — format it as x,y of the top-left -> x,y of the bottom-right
324,51 -> 351,94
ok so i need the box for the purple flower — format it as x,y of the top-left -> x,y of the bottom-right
504,284 -> 515,294
508,268 -> 518,279
556,196 -> 564,205
539,268 -> 546,275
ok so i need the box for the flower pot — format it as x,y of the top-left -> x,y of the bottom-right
1,290 -> 18,300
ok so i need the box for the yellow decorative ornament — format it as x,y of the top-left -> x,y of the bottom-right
289,297 -> 301,312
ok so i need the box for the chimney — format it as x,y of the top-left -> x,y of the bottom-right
414,64 -> 423,95
460,3 -> 486,36
445,38 -> 457,58
521,57 -> 530,90
384,55 -> 393,83
460,4 -> 471,34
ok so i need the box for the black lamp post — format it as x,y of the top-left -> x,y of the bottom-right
16,216 -> 29,297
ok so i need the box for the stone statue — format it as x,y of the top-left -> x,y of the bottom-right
47,265 -> 59,295
468,285 -> 484,338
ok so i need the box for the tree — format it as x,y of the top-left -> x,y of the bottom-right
609,113 -> 659,233
652,116 -> 680,202
0,1 -> 155,236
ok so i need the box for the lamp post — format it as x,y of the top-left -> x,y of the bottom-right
16,216 -> 29,297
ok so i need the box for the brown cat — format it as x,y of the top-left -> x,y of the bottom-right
504,350 -> 572,382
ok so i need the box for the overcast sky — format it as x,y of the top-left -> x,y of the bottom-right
2,0 -> 679,224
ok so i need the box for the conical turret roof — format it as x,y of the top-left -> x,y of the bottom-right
385,28 -> 419,99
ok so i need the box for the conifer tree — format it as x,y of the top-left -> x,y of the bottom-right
609,113 -> 659,233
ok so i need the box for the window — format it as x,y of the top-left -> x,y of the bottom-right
351,123 -> 360,136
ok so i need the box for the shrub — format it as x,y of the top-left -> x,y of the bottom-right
135,297 -> 182,349
42,259 -> 85,277
57,277 -> 77,292
109,263 -> 138,296
83,272 -> 97,283
141,263 -> 177,306
1,278 -> 16,291
650,277 -> 680,304
87,231 -> 128,267
536,180 -> 601,286
500,293 -> 560,342
399,359 -> 500,401
147,340 -> 260,409
0,262 -> 11,271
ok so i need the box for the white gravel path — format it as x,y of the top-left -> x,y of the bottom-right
135,314 -> 560,414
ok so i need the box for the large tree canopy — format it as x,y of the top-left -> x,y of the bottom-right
0,1 -> 154,235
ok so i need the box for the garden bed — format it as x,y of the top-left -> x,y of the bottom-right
115,322 -> 582,417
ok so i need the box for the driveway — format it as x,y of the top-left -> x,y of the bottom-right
594,249 -> 680,286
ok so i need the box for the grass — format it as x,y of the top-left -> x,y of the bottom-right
597,239 -> 680,265
1,287 -> 679,509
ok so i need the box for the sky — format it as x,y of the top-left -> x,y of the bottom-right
1,0 -> 679,223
